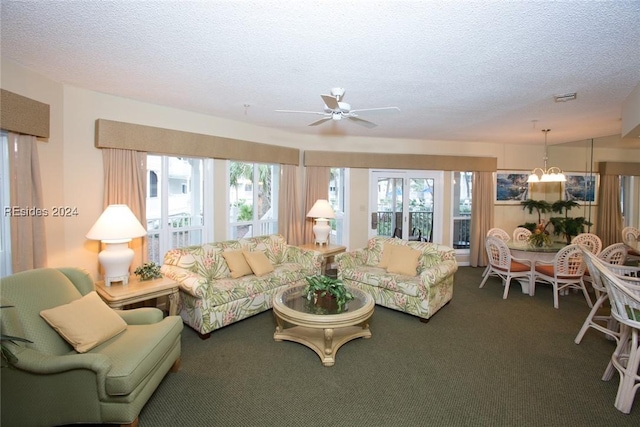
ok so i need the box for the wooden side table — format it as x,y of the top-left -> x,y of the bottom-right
94,275 -> 180,316
298,243 -> 346,275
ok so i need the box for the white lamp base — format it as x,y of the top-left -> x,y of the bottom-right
98,241 -> 134,286
313,218 -> 331,246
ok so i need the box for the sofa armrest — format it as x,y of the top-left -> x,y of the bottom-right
160,265 -> 208,298
115,307 -> 164,325
336,248 -> 369,270
285,246 -> 323,275
419,259 -> 458,286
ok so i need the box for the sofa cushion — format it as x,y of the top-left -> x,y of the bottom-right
243,250 -> 274,277
341,265 -> 423,297
387,245 -> 421,276
40,291 -> 127,353
222,250 -> 253,278
378,243 -> 395,268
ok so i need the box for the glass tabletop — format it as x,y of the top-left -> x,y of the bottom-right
276,284 -> 369,315
507,241 -> 566,253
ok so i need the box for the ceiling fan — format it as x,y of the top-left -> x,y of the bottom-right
275,88 -> 400,128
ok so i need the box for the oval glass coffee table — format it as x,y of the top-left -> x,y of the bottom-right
272,284 -> 374,367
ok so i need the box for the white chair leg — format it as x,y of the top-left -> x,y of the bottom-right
613,329 -> 640,414
503,277 -> 511,299
479,269 -> 491,288
575,294 -> 608,344
604,325 -> 630,381
579,279 -> 593,308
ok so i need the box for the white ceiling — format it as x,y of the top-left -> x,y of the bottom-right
2,1 -> 640,148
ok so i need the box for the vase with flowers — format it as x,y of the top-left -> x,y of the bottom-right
527,221 -> 552,248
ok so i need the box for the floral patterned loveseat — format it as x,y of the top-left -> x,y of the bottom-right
161,234 -> 322,338
336,236 -> 458,321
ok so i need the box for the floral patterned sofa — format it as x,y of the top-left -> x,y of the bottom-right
161,234 -> 322,338
336,236 -> 457,321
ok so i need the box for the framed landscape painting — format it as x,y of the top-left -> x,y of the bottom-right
563,172 -> 599,205
495,171 -> 530,204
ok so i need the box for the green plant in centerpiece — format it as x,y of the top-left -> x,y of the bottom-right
134,262 -> 162,281
527,222 -> 552,248
304,275 -> 354,312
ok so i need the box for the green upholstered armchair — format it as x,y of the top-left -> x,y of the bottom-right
0,267 -> 183,427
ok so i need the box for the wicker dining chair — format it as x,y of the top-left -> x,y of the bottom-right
512,227 -> 532,243
586,251 -> 640,414
482,228 -> 511,278
479,236 -> 532,300
533,244 -> 592,309
571,232 -> 602,256
575,245 -> 629,344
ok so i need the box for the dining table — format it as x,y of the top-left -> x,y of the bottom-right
507,241 -> 567,296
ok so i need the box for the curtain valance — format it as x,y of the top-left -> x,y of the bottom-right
304,150 -> 496,172
0,89 -> 50,138
95,119 -> 300,165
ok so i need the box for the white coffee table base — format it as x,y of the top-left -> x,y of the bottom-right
274,322 -> 371,367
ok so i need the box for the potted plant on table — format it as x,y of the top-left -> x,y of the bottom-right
304,275 -> 354,313
133,262 -> 162,281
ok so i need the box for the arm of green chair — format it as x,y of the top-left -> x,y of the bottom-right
115,307 -> 164,324
11,346 -> 113,400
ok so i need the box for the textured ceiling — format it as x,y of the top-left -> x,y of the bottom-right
1,1 -> 640,147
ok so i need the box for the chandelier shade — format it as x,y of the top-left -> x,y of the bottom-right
527,129 -> 566,183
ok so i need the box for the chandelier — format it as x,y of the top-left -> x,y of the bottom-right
527,129 -> 566,183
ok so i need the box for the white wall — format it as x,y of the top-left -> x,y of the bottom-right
2,58 -> 637,279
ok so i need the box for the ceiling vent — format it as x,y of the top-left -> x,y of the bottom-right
553,92 -> 577,103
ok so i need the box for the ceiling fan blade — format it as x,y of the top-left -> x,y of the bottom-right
275,109 -> 325,115
347,116 -> 378,128
321,94 -> 340,110
308,117 -> 333,127
349,106 -> 400,113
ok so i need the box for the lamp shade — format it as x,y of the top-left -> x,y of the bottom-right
86,204 -> 147,243
306,199 -> 335,219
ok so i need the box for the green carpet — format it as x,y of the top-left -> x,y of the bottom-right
139,267 -> 639,426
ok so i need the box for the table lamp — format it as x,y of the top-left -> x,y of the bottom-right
306,199 -> 335,246
86,204 -> 147,286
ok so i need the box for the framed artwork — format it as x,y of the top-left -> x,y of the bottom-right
563,172 -> 599,205
495,171 -> 530,204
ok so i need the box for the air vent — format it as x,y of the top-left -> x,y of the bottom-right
553,92 -> 577,103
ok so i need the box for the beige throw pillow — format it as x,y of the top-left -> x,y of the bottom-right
387,245 -> 421,276
222,250 -> 253,278
243,250 -> 274,277
378,243 -> 396,268
40,291 -> 127,353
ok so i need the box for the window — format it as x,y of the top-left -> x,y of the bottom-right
228,161 -> 279,239
0,131 -> 11,277
452,171 -> 472,250
329,167 -> 349,246
146,155 -> 213,264
149,171 -> 158,198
